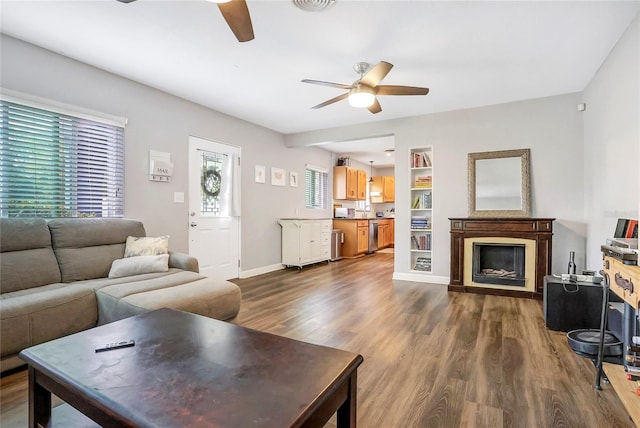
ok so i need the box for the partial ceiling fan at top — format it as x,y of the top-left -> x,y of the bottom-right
115,0 -> 254,43
302,61 -> 429,114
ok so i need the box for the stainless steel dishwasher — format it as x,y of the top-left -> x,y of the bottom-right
368,220 -> 379,253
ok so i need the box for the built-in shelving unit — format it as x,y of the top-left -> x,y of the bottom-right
410,146 -> 433,273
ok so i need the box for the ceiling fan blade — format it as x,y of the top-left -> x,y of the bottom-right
368,98 -> 382,114
302,79 -> 353,90
376,85 -> 429,96
361,61 -> 393,87
116,0 -> 137,3
217,0 -> 254,42
311,93 -> 349,109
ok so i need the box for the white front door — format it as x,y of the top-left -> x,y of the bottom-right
188,136 -> 240,280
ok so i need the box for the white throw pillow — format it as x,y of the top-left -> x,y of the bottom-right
124,235 -> 169,258
108,254 -> 170,279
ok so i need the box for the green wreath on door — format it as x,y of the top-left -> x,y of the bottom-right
202,167 -> 222,198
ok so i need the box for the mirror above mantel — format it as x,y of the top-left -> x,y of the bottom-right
468,148 -> 531,218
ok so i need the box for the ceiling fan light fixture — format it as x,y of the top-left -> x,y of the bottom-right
384,149 -> 395,157
206,0 -> 231,3
348,85 -> 375,108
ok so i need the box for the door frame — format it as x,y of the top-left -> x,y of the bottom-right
188,135 -> 241,279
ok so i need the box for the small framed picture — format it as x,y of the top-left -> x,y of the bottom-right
271,167 -> 286,186
290,171 -> 298,187
255,165 -> 265,184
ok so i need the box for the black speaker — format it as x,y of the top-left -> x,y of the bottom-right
543,276 -> 607,332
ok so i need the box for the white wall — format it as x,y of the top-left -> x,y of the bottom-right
286,93 -> 587,281
0,35 -> 333,274
583,14 -> 640,269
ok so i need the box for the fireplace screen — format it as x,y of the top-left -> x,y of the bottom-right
472,243 -> 525,286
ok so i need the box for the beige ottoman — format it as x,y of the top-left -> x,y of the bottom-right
95,269 -> 241,324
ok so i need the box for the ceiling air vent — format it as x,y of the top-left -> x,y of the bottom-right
292,0 -> 335,12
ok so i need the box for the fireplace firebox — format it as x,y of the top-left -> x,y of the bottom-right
472,243 -> 525,286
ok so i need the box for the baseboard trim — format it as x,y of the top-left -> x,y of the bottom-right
240,263 -> 284,279
392,272 -> 450,284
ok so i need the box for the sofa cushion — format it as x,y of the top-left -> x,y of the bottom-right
0,283 -> 97,357
108,255 -> 170,279
96,270 -> 241,324
73,267 -> 187,291
0,218 -> 62,293
124,235 -> 169,257
48,218 -> 146,282
0,218 -> 53,252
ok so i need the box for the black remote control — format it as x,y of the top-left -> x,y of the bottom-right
95,340 -> 135,353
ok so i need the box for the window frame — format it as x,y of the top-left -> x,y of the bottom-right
0,93 -> 126,218
304,163 -> 328,210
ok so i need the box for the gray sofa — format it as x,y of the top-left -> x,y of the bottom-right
0,217 -> 241,372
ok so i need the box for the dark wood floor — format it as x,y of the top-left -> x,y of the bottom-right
1,252 -> 635,427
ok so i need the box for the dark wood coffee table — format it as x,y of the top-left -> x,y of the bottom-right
19,308 -> 363,427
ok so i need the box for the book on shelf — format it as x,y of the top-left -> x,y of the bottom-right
411,222 -> 431,230
413,256 -> 431,271
412,193 -> 432,209
614,218 -> 628,238
411,216 -> 430,229
413,175 -> 432,188
625,220 -> 638,239
411,234 -> 431,250
614,218 -> 639,238
412,152 -> 432,168
412,196 -> 420,209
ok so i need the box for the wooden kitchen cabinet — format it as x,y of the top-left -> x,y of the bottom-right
357,221 -> 369,253
334,166 -> 366,201
357,169 -> 367,200
370,176 -> 395,202
378,222 -> 388,248
377,219 -> 395,249
333,219 -> 369,257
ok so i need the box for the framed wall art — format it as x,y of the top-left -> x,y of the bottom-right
271,167 -> 286,186
255,165 -> 265,184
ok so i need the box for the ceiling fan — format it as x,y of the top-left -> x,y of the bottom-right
302,61 -> 429,114
116,0 -> 254,43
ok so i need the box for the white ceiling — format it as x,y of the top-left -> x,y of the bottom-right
1,0 -> 638,166
315,134 -> 396,167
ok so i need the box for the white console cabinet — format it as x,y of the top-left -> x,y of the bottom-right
278,219 -> 332,268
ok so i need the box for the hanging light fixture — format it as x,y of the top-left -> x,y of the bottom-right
348,84 -> 376,108
369,160 -> 374,182
348,63 -> 376,108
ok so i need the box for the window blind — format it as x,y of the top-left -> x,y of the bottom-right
305,165 -> 328,210
0,100 -> 124,218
